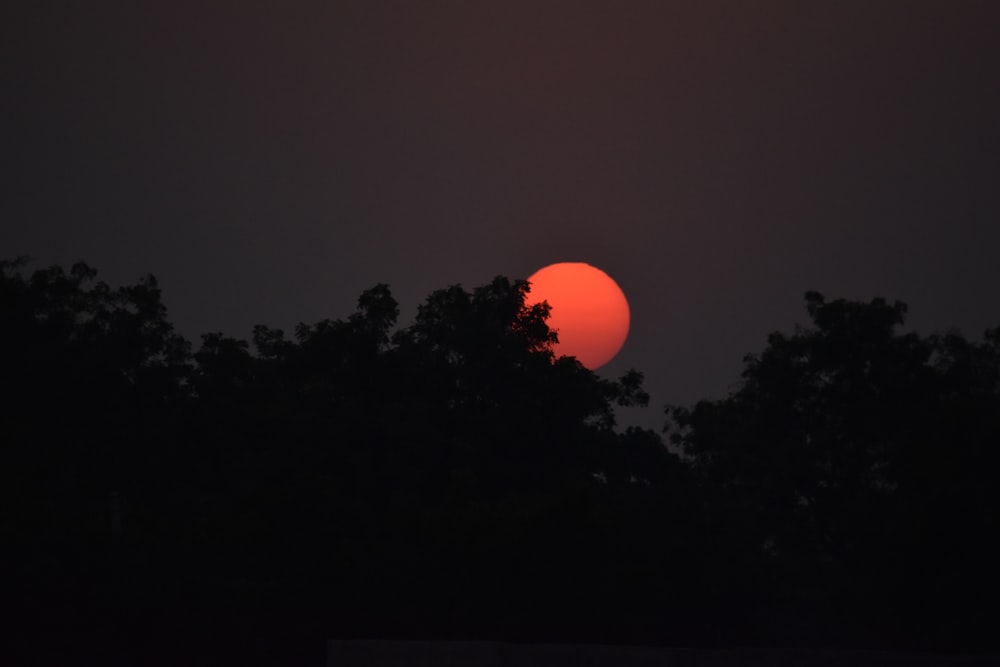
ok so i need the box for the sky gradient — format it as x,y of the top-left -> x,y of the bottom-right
4,1 -> 999,429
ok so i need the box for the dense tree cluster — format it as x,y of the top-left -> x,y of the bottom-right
668,292 -> 1000,649
3,260 -> 998,663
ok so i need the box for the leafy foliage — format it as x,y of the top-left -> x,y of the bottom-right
668,292 -> 1000,648
4,262 -> 999,660
3,261 -> 688,660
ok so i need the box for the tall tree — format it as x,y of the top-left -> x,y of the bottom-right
667,292 -> 1000,648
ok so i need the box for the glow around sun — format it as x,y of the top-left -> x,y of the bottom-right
524,262 -> 630,370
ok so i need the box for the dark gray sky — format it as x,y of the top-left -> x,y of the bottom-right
4,1 -> 999,429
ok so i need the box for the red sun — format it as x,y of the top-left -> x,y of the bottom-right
524,262 -> 631,370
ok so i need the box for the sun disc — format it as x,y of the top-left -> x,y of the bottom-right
524,262 -> 630,369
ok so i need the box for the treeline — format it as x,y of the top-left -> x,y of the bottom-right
2,259 -> 998,662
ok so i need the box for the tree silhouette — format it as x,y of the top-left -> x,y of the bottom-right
5,261 -> 999,663
668,291 -> 1000,649
2,259 -> 194,661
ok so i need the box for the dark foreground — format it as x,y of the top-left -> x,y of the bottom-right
327,640 -> 1000,667
6,266 -> 1000,663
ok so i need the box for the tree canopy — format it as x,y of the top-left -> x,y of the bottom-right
668,292 -> 1000,648
4,260 -> 998,663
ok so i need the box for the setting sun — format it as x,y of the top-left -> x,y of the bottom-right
525,262 -> 630,370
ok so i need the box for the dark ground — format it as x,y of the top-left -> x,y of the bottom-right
326,640 -> 1000,667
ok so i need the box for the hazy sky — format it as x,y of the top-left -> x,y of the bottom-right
4,1 -> 999,429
